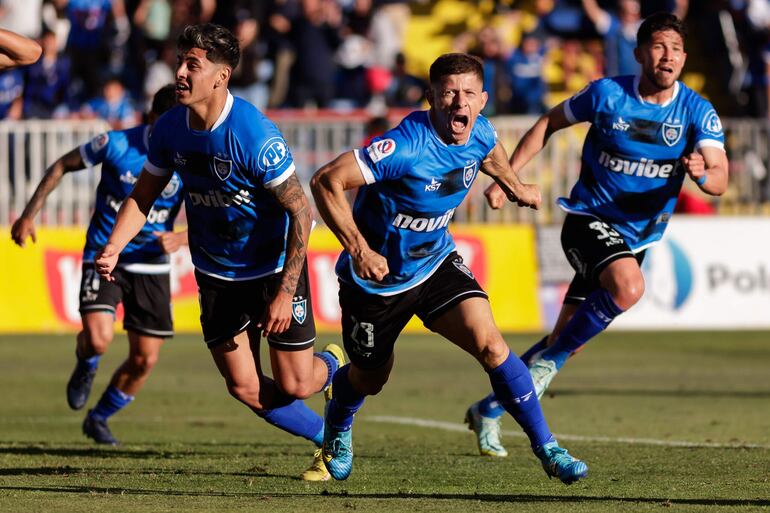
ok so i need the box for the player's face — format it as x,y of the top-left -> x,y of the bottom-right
175,47 -> 229,106
635,30 -> 686,90
427,72 -> 488,145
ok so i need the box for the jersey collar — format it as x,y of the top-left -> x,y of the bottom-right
185,91 -> 234,132
633,75 -> 679,107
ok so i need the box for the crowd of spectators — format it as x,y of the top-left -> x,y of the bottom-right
1,0 -> 770,127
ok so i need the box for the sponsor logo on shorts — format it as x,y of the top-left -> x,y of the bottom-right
452,259 -> 474,279
392,208 -> 455,232
366,138 -> 396,163
598,151 -> 676,179
292,296 -> 307,324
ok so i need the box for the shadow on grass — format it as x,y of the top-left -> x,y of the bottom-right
1,485 -> 768,507
0,441 -> 303,459
0,466 -> 298,479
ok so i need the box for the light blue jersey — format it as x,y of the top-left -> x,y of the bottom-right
145,93 -> 296,280
337,110 -> 497,295
81,125 -> 184,270
561,75 -> 725,251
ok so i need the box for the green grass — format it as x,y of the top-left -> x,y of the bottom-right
1,332 -> 769,512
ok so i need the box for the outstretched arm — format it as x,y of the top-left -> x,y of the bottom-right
0,28 -> 42,70
11,148 -> 86,247
484,102 -> 574,208
581,0 -> 610,32
311,151 -> 388,281
96,169 -> 171,280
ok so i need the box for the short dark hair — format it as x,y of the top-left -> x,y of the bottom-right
429,53 -> 484,86
151,84 -> 178,116
637,12 -> 687,47
177,23 -> 240,69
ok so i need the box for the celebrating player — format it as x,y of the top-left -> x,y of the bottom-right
311,52 -> 588,484
466,12 -> 729,458
0,28 -> 42,70
11,85 -> 186,445
94,24 -> 342,480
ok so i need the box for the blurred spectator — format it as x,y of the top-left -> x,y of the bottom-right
334,0 -> 374,108
507,32 -> 547,115
641,0 -> 688,19
0,68 -> 24,119
23,29 -> 71,118
229,8 -> 273,110
582,0 -> 641,77
133,0 -> 171,55
265,0 -> 300,108
385,52 -> 426,108
369,0 -> 408,70
143,42 -> 174,110
64,0 -> 128,101
80,76 -> 138,129
0,0 -> 43,39
287,0 -> 342,108
362,114 -> 389,146
473,25 -> 511,116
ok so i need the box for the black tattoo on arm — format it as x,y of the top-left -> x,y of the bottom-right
270,173 -> 312,296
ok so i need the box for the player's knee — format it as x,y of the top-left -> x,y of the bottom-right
228,383 -> 263,409
611,275 -> 645,309
127,352 -> 159,377
475,331 -> 508,369
276,377 -> 315,400
83,326 -> 112,353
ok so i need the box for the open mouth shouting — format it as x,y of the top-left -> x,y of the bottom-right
449,112 -> 469,135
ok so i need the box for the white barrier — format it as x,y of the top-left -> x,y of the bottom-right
614,217 -> 770,329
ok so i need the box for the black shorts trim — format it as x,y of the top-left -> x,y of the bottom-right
266,336 -> 316,352
80,305 -> 117,314
204,318 -> 252,348
124,325 -> 175,338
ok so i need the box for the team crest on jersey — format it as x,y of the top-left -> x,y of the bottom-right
212,156 -> 232,181
702,109 -> 723,137
662,123 -> 683,147
161,174 -> 181,198
292,297 -> 307,324
90,133 -> 109,153
452,259 -> 474,279
463,160 -> 479,189
366,138 -> 396,163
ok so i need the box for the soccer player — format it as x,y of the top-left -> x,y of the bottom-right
466,12 -> 728,457
0,28 -> 42,71
11,85 -> 186,445
94,24 -> 342,480
311,52 -> 588,484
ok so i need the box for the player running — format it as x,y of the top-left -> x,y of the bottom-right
0,28 -> 42,70
94,23 -> 342,480
311,52 -> 588,484
466,12 -> 729,458
11,85 -> 186,445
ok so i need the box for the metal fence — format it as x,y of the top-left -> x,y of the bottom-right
1,116 -> 768,227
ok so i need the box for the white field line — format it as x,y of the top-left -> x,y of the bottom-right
365,415 -> 770,450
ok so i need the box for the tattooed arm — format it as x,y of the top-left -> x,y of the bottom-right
260,173 -> 313,336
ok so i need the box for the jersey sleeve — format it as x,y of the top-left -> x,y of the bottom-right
564,79 -> 606,124
79,132 -> 112,167
247,119 -> 296,189
352,124 -> 415,184
475,115 -> 499,155
145,114 -> 173,176
691,98 -> 725,151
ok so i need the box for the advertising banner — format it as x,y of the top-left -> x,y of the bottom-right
0,225 -> 542,334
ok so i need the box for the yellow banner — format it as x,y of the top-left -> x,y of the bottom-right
0,226 -> 541,334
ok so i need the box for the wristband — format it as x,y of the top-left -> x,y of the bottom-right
695,174 -> 707,186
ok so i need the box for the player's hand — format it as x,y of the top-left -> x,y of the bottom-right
509,183 -> 542,210
95,243 -> 120,282
154,231 -> 184,254
352,248 -> 389,282
681,153 -> 706,183
258,290 -> 293,337
10,216 -> 36,247
484,183 -> 506,209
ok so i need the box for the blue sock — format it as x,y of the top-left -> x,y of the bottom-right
520,336 -> 548,364
90,385 -> 133,420
542,288 -> 624,368
325,365 -> 365,431
77,350 -> 101,371
260,397 -> 324,445
314,350 -> 339,390
476,392 -> 506,419
488,352 -> 553,449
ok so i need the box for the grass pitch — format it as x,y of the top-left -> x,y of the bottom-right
1,332 -> 769,512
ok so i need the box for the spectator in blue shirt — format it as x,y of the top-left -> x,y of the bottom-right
582,0 -> 641,77
23,29 -> 72,119
507,33 -> 547,115
81,77 -> 138,129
